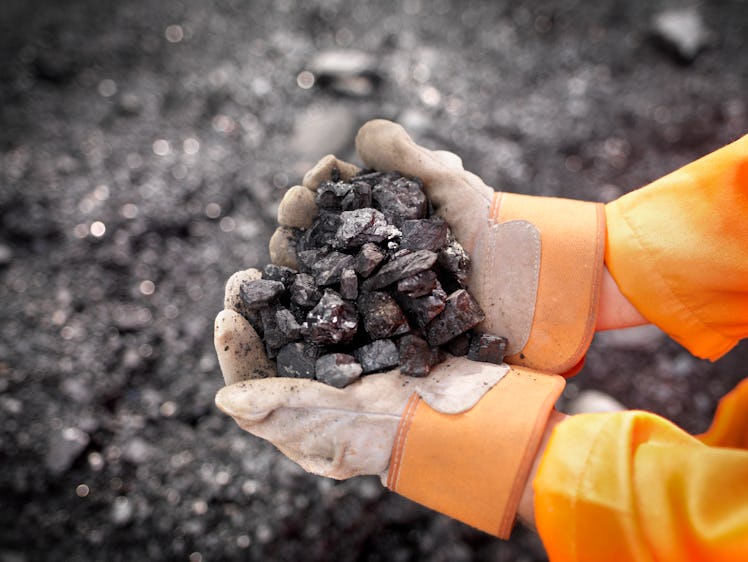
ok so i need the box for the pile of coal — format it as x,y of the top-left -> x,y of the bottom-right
239,170 -> 507,388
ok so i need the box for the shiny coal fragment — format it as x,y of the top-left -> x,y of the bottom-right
351,170 -> 386,186
312,251 -> 355,286
299,210 -> 342,251
467,333 -> 507,365
297,248 -> 329,274
371,175 -> 428,225
361,249 -> 438,291
303,289 -> 358,344
260,305 -> 296,355
262,263 -> 297,288
445,333 -> 471,357
425,289 -> 486,346
357,291 -> 410,339
397,270 -> 437,298
289,273 -> 322,308
315,353 -> 363,388
341,181 -> 372,211
339,268 -> 358,300
355,339 -> 399,374
276,342 -> 318,378
239,279 -> 286,310
398,334 -> 440,377
354,243 -> 385,277
315,180 -> 354,210
275,308 -> 302,340
396,284 -> 447,329
334,208 -> 400,250
438,236 -> 471,285
399,218 -> 449,252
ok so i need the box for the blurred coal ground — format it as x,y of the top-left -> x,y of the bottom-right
1,0 -> 747,560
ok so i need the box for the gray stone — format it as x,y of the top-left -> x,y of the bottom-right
652,8 -> 711,62
355,339 -> 399,374
315,353 -> 363,388
46,427 -> 90,476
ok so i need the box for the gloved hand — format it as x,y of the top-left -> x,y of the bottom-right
269,121 -> 607,375
214,283 -> 565,538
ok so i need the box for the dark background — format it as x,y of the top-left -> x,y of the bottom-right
1,0 -> 747,560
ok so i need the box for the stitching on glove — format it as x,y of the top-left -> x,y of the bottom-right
386,392 -> 421,490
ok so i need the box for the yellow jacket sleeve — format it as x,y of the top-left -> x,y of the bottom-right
604,133 -> 748,360
534,135 -> 748,560
534,379 -> 748,561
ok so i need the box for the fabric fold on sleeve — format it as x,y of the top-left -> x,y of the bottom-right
605,133 -> 748,361
534,395 -> 748,562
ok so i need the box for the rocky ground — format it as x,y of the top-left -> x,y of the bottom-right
1,0 -> 747,560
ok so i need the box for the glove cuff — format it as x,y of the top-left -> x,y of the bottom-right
489,192 -> 606,375
386,366 -> 565,538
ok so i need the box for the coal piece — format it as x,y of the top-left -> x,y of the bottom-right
303,289 -> 358,345
352,170 -> 386,186
399,218 -> 449,252
396,284 -> 447,329
312,251 -> 355,286
371,175 -> 428,225
398,334 -> 440,377
334,208 -> 400,250
354,243 -> 385,278
316,180 -> 354,210
445,333 -> 471,357
357,291 -> 410,339
262,264 -> 297,288
297,248 -> 329,274
467,333 -> 507,365
315,353 -> 363,388
339,268 -> 358,300
299,210 -> 341,251
289,273 -> 322,308
425,289 -> 486,346
355,339 -> 399,374
276,308 -> 302,340
239,279 -> 286,310
397,270 -> 437,297
438,237 -> 471,285
341,181 -> 372,211
276,342 -> 319,378
260,305 -> 297,355
361,249 -> 438,291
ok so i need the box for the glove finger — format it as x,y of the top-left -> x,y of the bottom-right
215,373 -> 414,478
215,371 -> 416,422
277,184 -> 318,229
223,268 -> 262,315
214,309 -> 276,384
302,154 -> 361,190
355,119 -> 494,211
269,226 -> 299,269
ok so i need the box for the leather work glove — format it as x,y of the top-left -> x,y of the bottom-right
270,120 -> 606,375
214,285 -> 565,538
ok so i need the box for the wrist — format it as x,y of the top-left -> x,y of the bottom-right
595,266 -> 648,331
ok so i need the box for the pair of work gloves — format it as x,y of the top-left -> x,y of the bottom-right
214,119 -> 607,537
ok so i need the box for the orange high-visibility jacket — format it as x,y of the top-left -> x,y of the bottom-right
535,133 -> 748,561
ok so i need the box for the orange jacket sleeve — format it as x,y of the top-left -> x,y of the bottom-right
534,379 -> 748,561
534,134 -> 748,560
604,133 -> 748,360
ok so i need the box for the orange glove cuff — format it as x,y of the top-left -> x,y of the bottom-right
490,193 -> 606,375
386,367 -> 565,538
